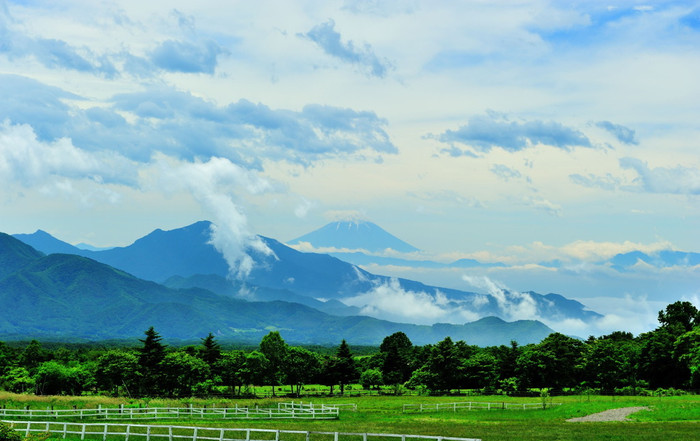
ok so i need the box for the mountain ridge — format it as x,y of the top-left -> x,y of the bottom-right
0,234 -> 554,345
12,221 -> 602,327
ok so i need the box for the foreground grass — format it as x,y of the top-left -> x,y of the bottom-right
1,393 -> 698,441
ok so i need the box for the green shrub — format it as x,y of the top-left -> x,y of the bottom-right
0,422 -> 21,441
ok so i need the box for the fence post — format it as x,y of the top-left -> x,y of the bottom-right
245,429 -> 250,441
169,426 -> 173,441
193,427 -> 198,441
103,423 -> 108,440
305,432 -> 310,441
80,424 -> 86,440
24,421 -> 31,437
125,425 -> 130,441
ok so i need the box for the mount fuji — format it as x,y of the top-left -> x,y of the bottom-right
288,220 -> 420,253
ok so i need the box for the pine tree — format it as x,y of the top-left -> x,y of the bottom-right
138,327 -> 166,396
200,333 -> 222,367
334,339 -> 357,395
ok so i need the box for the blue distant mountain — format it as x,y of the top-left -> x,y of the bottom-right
0,232 -> 555,345
288,220 -> 420,253
13,230 -> 82,255
611,250 -> 700,271
13,221 -> 602,327
287,220 -> 509,269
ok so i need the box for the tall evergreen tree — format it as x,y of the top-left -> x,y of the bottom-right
333,339 -> 357,395
200,333 -> 222,369
138,327 -> 166,396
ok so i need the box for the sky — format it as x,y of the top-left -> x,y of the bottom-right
0,0 -> 698,336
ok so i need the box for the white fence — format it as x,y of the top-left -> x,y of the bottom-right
402,401 -> 562,412
3,421 -> 480,441
278,402 -> 357,412
0,403 -> 339,421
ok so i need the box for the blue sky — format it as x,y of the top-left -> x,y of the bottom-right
0,0 -> 698,335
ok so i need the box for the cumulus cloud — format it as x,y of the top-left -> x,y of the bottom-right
302,19 -> 392,78
0,121 -> 137,189
435,111 -> 591,154
0,76 -> 396,167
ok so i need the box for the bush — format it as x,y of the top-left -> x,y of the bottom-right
0,422 -> 21,441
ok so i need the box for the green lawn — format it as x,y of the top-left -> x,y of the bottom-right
1,393 -> 698,441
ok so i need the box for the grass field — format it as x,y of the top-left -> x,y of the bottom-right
1,393 -> 698,441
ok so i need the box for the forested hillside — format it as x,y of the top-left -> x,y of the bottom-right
1,301 -> 697,397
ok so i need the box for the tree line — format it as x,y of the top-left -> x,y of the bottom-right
0,301 -> 698,397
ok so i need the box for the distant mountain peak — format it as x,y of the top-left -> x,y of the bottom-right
289,221 -> 420,253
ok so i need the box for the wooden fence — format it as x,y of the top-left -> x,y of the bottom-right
0,403 -> 339,421
402,401 -> 562,412
3,421 -> 481,441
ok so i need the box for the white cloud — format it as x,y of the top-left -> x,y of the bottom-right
155,156 -> 275,279
342,278 -> 452,323
462,275 -> 539,321
0,120 -> 137,196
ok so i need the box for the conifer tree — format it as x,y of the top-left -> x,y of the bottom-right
334,339 -> 357,395
138,327 -> 166,395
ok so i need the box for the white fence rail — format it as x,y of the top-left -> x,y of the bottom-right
402,401 -> 562,412
278,403 -> 357,412
0,404 -> 339,421
3,421 -> 480,441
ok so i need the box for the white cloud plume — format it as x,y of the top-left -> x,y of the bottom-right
155,156 -> 275,279
462,275 -> 539,321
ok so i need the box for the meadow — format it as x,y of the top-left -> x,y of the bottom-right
1,392 -> 698,441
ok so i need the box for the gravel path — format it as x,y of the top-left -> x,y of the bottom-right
566,406 -> 650,422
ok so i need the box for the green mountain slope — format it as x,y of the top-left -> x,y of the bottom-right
0,232 -> 44,279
